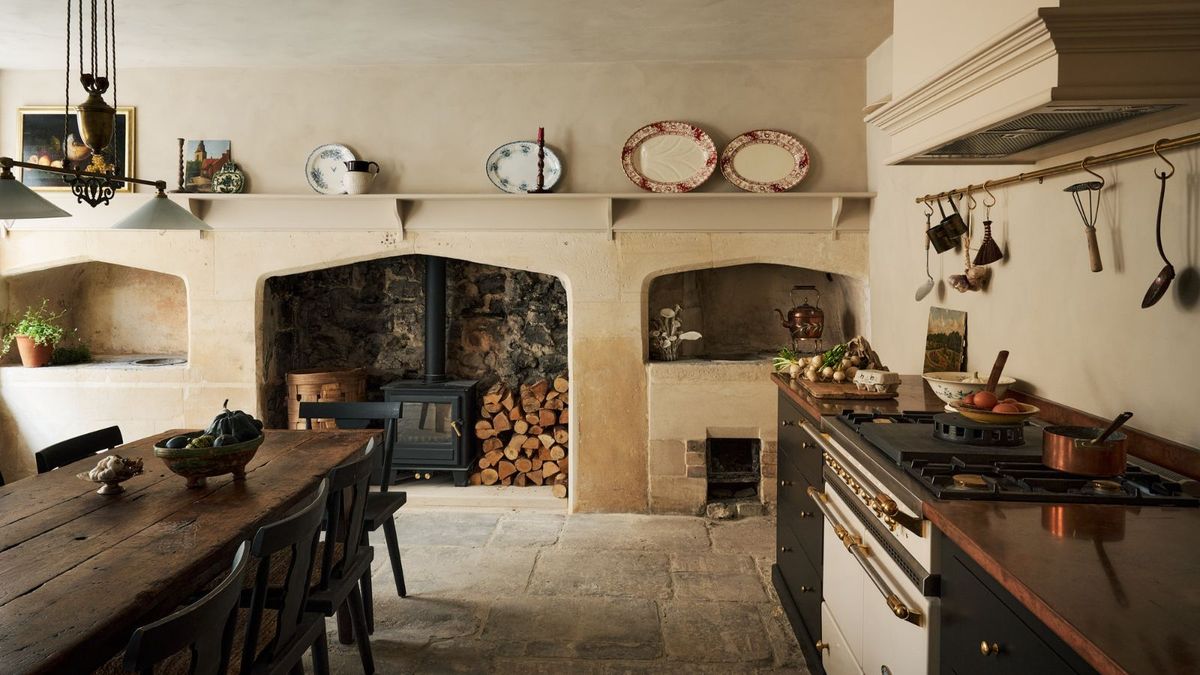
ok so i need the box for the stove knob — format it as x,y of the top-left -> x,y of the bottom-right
779,545 -> 792,553
815,640 -> 829,652
780,419 -> 802,427
874,493 -> 899,516
797,585 -> 814,592
780,480 -> 793,487
798,511 -> 813,518
980,641 -> 1000,656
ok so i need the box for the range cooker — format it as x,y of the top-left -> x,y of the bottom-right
801,407 -> 1196,675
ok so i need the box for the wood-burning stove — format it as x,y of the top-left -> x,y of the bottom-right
381,256 -> 477,486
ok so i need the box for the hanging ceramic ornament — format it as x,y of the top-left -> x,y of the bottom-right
212,162 -> 246,194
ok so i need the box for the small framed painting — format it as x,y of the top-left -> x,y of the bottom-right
17,106 -> 135,191
182,139 -> 232,193
924,307 -> 967,373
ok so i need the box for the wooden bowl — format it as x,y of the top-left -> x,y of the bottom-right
950,401 -> 1040,425
154,432 -> 264,488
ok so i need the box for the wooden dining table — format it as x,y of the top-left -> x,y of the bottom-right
0,428 -> 377,675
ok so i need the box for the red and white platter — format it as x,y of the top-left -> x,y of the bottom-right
720,130 -> 810,192
621,121 -> 717,193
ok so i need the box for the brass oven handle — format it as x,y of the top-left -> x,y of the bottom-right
805,487 -> 852,543
844,538 -> 923,627
818,442 -> 922,536
980,641 -> 1000,656
450,420 -> 462,437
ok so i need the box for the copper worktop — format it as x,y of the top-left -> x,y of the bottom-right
927,500 -> 1200,675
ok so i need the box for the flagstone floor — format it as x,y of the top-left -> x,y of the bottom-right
322,509 -> 807,674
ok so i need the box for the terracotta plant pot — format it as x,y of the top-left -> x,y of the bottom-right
14,335 -> 54,367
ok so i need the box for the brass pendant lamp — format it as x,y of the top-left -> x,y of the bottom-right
0,1 -> 209,230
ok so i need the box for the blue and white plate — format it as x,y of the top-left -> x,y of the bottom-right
485,141 -> 563,193
305,143 -> 356,194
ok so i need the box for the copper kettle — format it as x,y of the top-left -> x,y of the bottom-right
775,285 -> 824,339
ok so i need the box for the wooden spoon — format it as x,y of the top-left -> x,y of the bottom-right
984,350 -> 1009,393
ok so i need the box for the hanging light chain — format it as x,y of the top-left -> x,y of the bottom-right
110,0 -> 116,110
63,0 -> 72,167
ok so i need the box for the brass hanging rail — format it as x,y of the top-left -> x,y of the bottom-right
914,131 -> 1200,204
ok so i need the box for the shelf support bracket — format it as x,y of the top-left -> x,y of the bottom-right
830,196 -> 844,240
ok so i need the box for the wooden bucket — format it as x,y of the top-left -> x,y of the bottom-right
285,368 -> 367,430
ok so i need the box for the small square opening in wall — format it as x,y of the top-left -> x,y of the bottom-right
706,437 -> 760,500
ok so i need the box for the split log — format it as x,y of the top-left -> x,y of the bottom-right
515,457 -> 533,473
552,476 -> 568,499
474,420 -> 496,439
479,449 -> 503,469
553,427 -> 569,446
515,473 -> 528,487
536,445 -> 552,461
482,437 -> 503,453
556,459 -> 569,475
522,436 -> 541,452
525,412 -> 540,425
538,433 -> 555,450
513,419 -> 529,435
538,409 -> 557,427
501,391 -> 515,410
530,379 -> 550,400
497,460 -> 518,480
491,413 -> 511,434
549,445 -> 566,461
558,409 -> 569,425
509,407 -> 523,421
480,468 -> 499,485
468,472 -> 483,486
532,457 -> 545,470
554,376 -> 569,393
501,477 -> 513,486
529,470 -> 545,485
543,462 -> 560,480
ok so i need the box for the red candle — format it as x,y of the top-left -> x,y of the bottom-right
537,127 -> 544,143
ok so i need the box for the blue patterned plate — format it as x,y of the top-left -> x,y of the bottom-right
305,144 -> 356,194
485,141 -> 563,193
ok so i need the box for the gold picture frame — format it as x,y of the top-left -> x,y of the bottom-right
17,105 -> 136,192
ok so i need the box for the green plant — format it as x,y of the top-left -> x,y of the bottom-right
772,346 -> 801,372
1,300 -> 67,357
50,342 -> 92,366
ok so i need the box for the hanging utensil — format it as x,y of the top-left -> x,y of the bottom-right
916,201 -> 935,301
1142,140 -> 1176,308
974,180 -> 1003,266
927,194 -> 963,253
950,190 -> 986,292
1064,156 -> 1105,273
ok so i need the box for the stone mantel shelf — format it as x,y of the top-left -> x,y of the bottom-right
10,191 -> 874,240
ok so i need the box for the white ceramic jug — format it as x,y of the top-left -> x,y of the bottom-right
343,160 -> 380,195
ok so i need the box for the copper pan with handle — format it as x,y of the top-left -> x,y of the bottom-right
1042,412 -> 1133,477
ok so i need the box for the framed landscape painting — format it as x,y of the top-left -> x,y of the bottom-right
924,307 -> 967,373
17,106 -> 135,192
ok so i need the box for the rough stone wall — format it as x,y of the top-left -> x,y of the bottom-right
262,256 -> 567,427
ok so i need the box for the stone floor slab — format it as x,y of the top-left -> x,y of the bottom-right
489,513 -> 565,548
482,595 -> 663,660
392,511 -> 502,548
382,544 -> 538,597
672,571 -> 769,602
710,516 -> 776,557
660,600 -> 773,663
671,551 -> 759,575
558,514 -> 710,551
529,548 -> 671,599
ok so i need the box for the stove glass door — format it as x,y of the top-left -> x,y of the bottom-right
393,396 -> 463,465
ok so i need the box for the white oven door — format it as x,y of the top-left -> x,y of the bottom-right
818,483 -> 934,675
821,601 -> 865,675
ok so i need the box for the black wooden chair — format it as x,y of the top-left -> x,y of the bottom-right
121,541 -> 251,675
35,425 -> 123,473
299,402 -> 408,628
307,440 -> 377,674
240,480 -> 331,675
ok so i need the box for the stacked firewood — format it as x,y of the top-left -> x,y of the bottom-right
471,376 -> 569,499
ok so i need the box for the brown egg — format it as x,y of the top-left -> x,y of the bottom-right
960,393 -> 975,406
992,403 -> 1020,413
973,391 -> 998,409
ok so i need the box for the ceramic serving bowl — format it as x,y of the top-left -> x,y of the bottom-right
154,432 -> 263,488
950,401 -> 1039,425
922,371 -> 1015,410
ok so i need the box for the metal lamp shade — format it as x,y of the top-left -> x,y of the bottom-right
0,176 -> 72,219
112,193 -> 211,230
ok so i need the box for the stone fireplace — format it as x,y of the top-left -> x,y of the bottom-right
0,192 -> 869,508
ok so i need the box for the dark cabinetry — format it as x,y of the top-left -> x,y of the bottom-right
940,535 -> 1098,675
773,392 -> 825,671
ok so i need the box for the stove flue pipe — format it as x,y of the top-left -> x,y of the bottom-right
423,255 -> 448,383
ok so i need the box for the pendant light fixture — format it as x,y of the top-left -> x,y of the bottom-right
0,1 -> 209,231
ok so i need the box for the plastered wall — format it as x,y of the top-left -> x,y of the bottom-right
867,37 -> 1200,450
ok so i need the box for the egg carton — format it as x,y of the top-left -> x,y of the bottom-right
853,369 -> 901,394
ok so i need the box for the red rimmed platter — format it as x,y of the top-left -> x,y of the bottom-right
720,130 -> 810,192
621,121 -> 717,193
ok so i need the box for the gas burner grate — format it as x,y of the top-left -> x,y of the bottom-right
932,413 -> 1025,447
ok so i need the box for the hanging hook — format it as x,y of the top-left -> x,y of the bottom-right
965,186 -> 977,211
1152,139 -> 1175,179
982,180 -> 997,208
1080,156 -> 1105,189
922,198 -> 933,218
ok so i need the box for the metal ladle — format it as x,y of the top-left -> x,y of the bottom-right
915,201 -> 935,301
1142,140 -> 1176,308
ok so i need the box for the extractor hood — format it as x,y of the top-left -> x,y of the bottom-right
867,2 -> 1200,164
